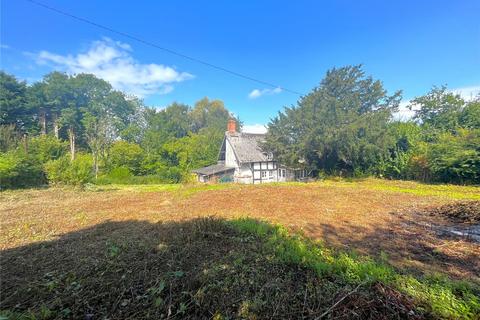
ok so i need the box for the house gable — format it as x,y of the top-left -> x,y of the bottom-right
217,136 -> 239,168
223,132 -> 270,164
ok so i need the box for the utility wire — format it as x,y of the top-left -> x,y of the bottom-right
24,0 -> 305,96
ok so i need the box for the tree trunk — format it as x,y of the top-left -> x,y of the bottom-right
68,127 -> 76,161
23,133 -> 29,154
39,109 -> 47,135
53,114 -> 59,139
93,152 -> 99,179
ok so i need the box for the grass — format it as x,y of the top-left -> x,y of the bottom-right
3,177 -> 477,200
1,217 -> 479,319
1,178 -> 479,319
89,177 -> 480,200
89,182 -> 239,197
319,177 -> 480,200
231,218 -> 480,319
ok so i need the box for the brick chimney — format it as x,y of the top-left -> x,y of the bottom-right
227,119 -> 237,133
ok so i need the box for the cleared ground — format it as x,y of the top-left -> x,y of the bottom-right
1,179 -> 478,281
1,179 -> 479,319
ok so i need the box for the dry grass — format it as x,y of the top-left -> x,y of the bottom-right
1,178 -> 478,283
2,218 -> 431,319
1,178 -> 480,319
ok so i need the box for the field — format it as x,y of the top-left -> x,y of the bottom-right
1,178 -> 479,319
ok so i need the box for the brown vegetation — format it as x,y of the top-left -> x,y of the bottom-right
1,181 -> 478,283
421,201 -> 480,223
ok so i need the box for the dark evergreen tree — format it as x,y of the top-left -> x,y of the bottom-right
264,65 -> 401,175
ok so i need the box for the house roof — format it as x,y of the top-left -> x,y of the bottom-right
192,162 -> 235,176
225,132 -> 270,163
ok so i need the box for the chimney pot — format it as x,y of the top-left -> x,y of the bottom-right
227,119 -> 236,133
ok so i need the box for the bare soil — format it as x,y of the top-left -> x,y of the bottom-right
421,201 -> 480,223
1,182 -> 479,283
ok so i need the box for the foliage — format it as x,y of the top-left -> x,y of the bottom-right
265,68 -> 479,184
0,124 -> 21,152
44,153 -> 94,186
0,71 -> 33,132
410,86 -> 465,131
29,135 -> 68,163
1,67 -> 478,188
460,99 -> 480,129
107,141 -> 144,175
162,128 -> 224,173
190,97 -> 233,132
378,121 -> 422,179
265,65 -> 401,175
427,129 -> 480,184
0,150 -> 45,189
231,218 -> 480,319
96,172 -> 178,185
2,70 -> 223,188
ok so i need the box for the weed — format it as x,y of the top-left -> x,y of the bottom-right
230,217 -> 480,319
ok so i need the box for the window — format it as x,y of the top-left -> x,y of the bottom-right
261,171 -> 267,178
269,170 -> 274,177
282,169 -> 286,177
297,169 -> 307,178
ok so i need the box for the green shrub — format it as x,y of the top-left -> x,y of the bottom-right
107,166 -> 133,180
96,173 -> 178,185
45,153 -> 94,186
107,141 -> 144,175
96,167 -> 133,184
29,135 -> 68,163
427,129 -> 480,184
230,218 -> 480,319
0,150 -> 45,189
127,175 -> 175,184
0,124 -> 21,152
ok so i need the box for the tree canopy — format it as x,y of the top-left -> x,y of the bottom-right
265,66 -> 479,183
1,67 -> 478,188
265,65 -> 401,175
0,71 -> 237,187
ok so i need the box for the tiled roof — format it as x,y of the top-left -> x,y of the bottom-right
226,132 -> 269,163
192,162 -> 235,176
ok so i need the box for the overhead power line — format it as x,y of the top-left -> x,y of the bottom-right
24,0 -> 305,96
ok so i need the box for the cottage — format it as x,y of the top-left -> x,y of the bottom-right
193,119 -> 308,184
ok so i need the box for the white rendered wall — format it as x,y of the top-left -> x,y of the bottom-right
234,164 -> 253,184
224,139 -> 238,168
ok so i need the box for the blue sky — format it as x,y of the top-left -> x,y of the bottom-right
1,0 -> 479,132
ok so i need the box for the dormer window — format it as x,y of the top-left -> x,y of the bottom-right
264,152 -> 273,160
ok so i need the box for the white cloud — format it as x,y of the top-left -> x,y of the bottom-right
34,38 -> 193,97
248,87 -> 282,99
451,85 -> 480,100
393,100 -> 417,121
243,123 -> 267,134
393,85 -> 480,121
0,44 -> 10,49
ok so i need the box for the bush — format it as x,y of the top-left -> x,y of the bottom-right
96,163 -> 193,185
0,150 -> 45,189
107,141 -> 144,175
427,130 -> 480,184
406,154 -> 431,181
29,135 -> 68,163
0,124 -> 21,152
96,167 -> 133,184
96,173 -> 174,185
45,153 -> 94,186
